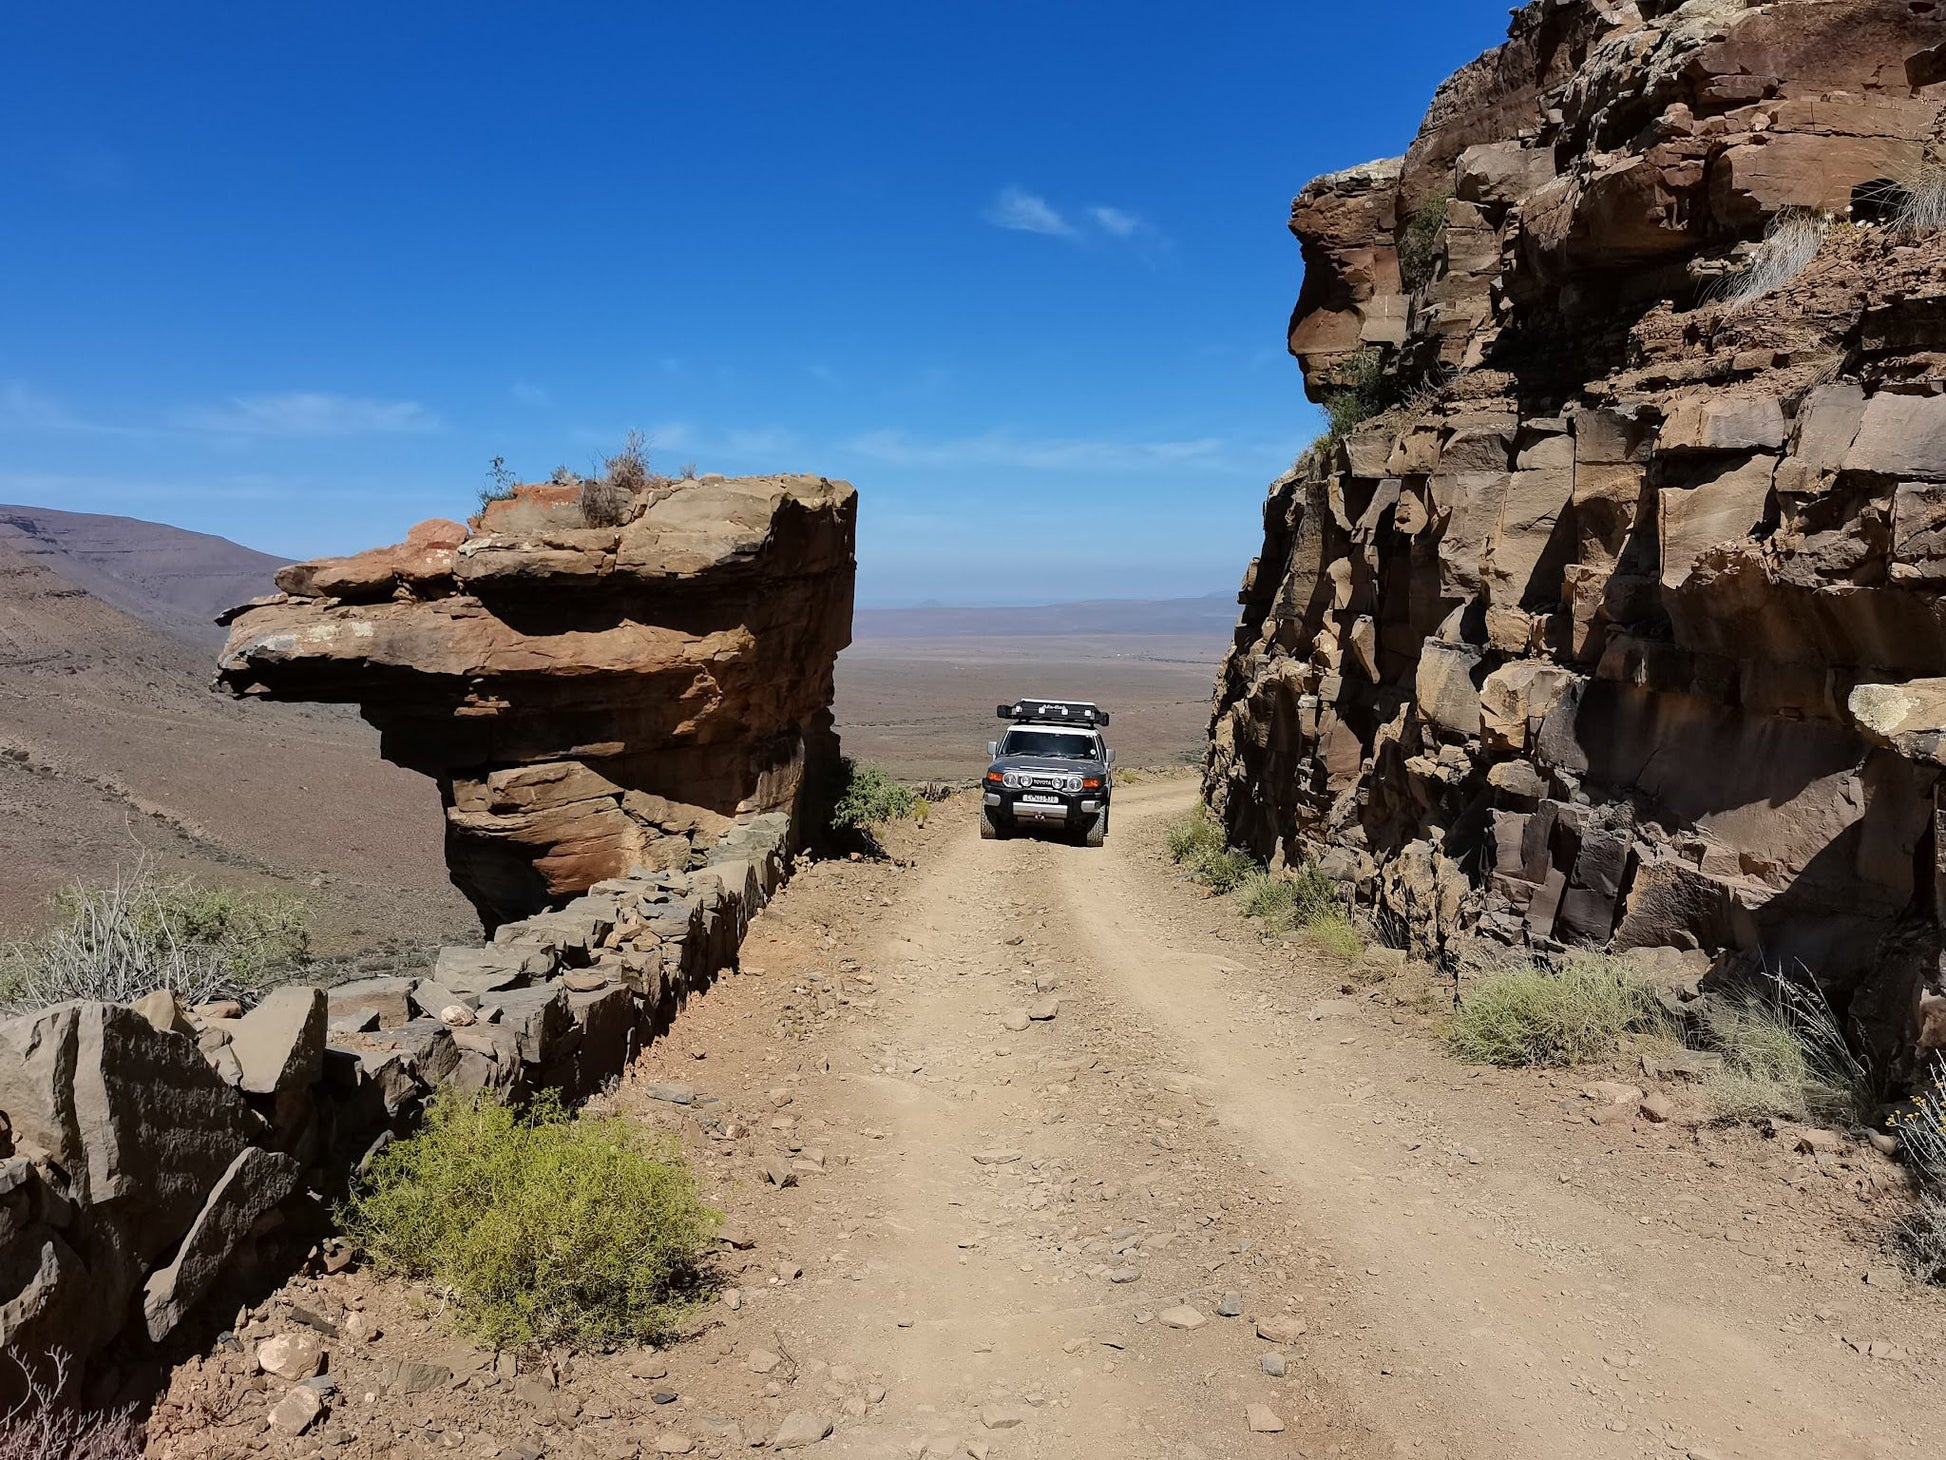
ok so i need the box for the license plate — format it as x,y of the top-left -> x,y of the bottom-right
1021,794 -> 1061,805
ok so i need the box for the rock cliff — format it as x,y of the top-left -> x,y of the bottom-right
217,474 -> 857,929
1209,0 -> 1946,1075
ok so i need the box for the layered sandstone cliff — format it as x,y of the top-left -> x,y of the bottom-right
218,474 -> 856,928
1209,0 -> 1946,1074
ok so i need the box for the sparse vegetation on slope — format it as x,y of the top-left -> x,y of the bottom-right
1695,977 -> 1874,1123
0,864 -> 310,1014
1707,208 -> 1830,308
1166,805 -> 1362,955
1397,189 -> 1451,293
341,1088 -> 718,1350
1448,957 -> 1668,1068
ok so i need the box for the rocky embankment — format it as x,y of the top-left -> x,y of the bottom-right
1209,0 -> 1946,1074
0,474 -> 854,1399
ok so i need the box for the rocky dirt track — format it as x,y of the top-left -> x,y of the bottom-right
158,777 -> 1946,1460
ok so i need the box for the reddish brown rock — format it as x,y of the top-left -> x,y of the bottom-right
1210,0 -> 1946,1078
219,474 -> 856,927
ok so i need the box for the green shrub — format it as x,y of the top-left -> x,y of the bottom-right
830,759 -> 920,830
340,1089 -> 717,1350
1397,190 -> 1451,293
1447,956 -> 1667,1068
1236,864 -> 1361,954
0,865 -> 310,1014
1165,807 -> 1224,865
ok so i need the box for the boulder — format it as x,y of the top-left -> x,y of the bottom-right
142,1146 -> 299,1340
230,986 -> 327,1096
0,1002 -> 256,1255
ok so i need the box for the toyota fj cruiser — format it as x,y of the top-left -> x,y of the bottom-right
981,699 -> 1116,846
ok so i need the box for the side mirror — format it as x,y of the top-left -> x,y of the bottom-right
1106,749 -> 1117,769
988,741 -> 999,759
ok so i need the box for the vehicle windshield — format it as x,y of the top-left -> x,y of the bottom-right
1002,729 -> 1099,760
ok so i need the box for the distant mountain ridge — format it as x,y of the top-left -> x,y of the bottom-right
855,591 -> 1236,639
0,503 -> 286,650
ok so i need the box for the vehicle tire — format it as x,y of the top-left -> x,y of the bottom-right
980,805 -> 1002,840
1084,808 -> 1107,847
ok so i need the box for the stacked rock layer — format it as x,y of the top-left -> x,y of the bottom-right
1208,0 -> 1946,1073
217,474 -> 856,928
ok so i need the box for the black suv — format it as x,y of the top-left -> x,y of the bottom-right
981,699 -> 1116,846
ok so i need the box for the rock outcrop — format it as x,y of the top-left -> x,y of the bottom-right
1209,0 -> 1946,1075
0,819 -> 795,1391
216,474 -> 856,928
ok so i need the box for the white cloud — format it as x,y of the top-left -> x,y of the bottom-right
181,392 -> 442,437
984,188 -> 1075,238
0,381 -> 138,436
841,428 -> 1226,473
1091,206 -> 1141,238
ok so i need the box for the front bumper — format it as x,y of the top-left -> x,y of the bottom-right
985,791 -> 1103,825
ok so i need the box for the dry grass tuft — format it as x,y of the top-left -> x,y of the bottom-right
1447,957 -> 1669,1069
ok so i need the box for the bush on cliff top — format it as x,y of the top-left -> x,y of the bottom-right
0,864 -> 310,1014
341,1088 -> 718,1350
830,759 -> 921,830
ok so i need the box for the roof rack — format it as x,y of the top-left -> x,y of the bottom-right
997,698 -> 1109,727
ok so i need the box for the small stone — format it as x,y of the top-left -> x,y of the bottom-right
1260,1352 -> 1287,1377
629,1353 -> 670,1381
1026,998 -> 1059,1021
771,1410 -> 833,1449
1107,1267 -> 1140,1284
972,1149 -> 1022,1165
1217,1292 -> 1243,1317
761,1159 -> 799,1188
1581,1081 -> 1643,1105
748,1349 -> 783,1374
1638,1091 -> 1676,1123
647,1083 -> 696,1105
257,1332 -> 325,1381
1794,1126 -> 1845,1154
718,1226 -> 756,1250
1001,1009 -> 1032,1032
343,1311 -> 379,1344
1245,1404 -> 1284,1434
775,1261 -> 803,1282
268,1385 -> 324,1436
979,1403 -> 1030,1430
654,1435 -> 695,1455
1159,1305 -> 1206,1331
652,1390 -> 679,1405
1254,1315 -> 1305,1344
439,1004 -> 477,1027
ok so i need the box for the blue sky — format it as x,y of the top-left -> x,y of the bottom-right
1,3 -> 1507,607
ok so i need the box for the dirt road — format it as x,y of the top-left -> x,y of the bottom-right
216,777 -> 1946,1460
621,776 -> 1946,1458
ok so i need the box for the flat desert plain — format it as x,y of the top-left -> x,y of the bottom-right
833,630 -> 1229,782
